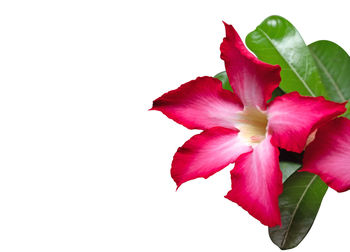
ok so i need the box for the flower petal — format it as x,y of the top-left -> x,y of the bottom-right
301,117 -> 350,192
225,136 -> 282,227
220,22 -> 281,110
267,92 -> 346,153
151,76 -> 243,130
171,127 -> 252,188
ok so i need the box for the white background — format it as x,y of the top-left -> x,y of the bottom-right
0,0 -> 349,251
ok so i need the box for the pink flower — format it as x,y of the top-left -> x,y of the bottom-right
151,23 -> 346,227
301,117 -> 350,192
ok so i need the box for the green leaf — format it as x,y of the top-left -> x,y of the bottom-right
214,71 -> 284,99
279,149 -> 302,183
246,15 -> 326,98
345,103 -> 350,119
308,40 -> 350,117
309,40 -> 350,102
269,172 -> 328,250
279,161 -> 300,183
270,87 -> 285,101
214,71 -> 232,92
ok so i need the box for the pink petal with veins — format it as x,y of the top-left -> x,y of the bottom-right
220,22 -> 281,110
301,117 -> 350,192
267,92 -> 346,153
151,76 -> 243,130
225,136 -> 282,227
171,127 -> 252,188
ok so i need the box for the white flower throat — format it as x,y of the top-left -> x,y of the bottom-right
235,107 -> 268,146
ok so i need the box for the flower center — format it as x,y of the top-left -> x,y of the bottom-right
235,107 -> 268,146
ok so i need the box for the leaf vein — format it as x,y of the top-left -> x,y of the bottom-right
309,49 -> 346,101
280,174 -> 317,248
256,28 -> 316,97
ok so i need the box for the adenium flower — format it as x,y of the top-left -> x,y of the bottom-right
151,23 -> 346,226
302,117 -> 350,192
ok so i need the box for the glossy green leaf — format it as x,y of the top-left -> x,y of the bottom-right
345,103 -> 350,119
279,149 -> 302,183
214,71 -> 232,92
308,40 -> 350,117
269,172 -> 328,250
279,161 -> 300,183
270,87 -> 285,101
246,15 -> 327,97
214,71 -> 284,99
